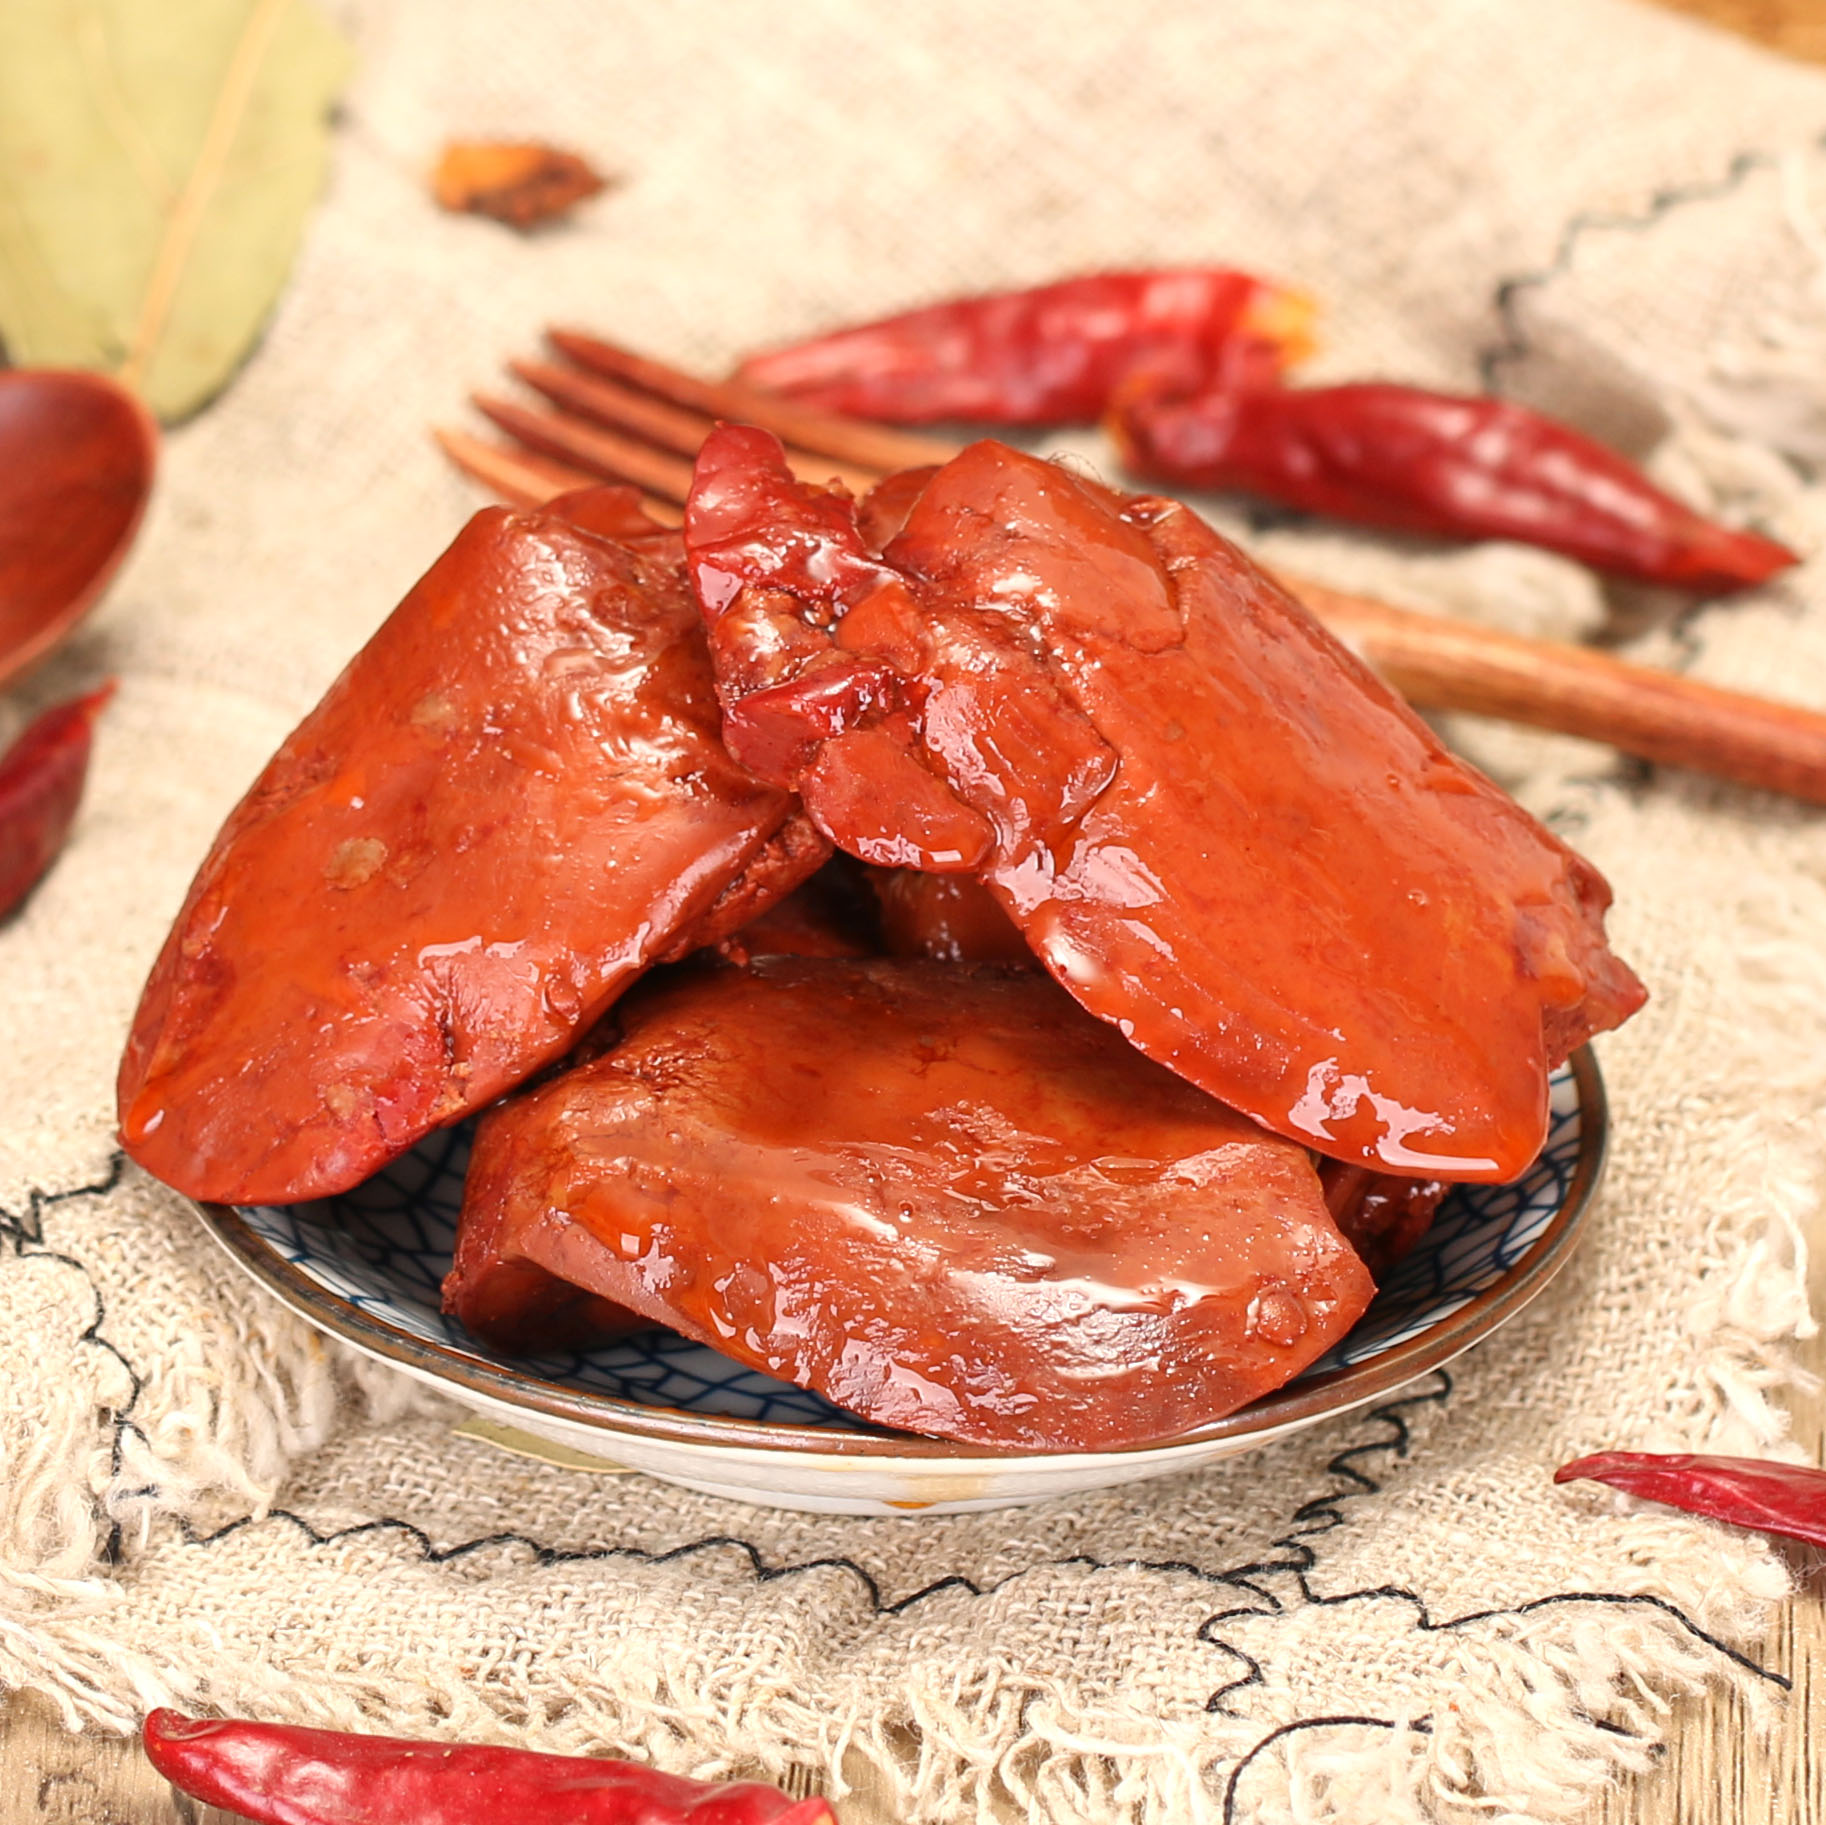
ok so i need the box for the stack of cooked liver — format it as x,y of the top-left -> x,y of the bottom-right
116,433 -> 1644,1450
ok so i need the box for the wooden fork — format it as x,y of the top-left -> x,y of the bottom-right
437,328 -> 1826,809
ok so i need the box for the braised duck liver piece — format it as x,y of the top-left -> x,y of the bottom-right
684,430 -> 1645,1182
1317,1163 -> 1449,1282
119,490 -> 824,1204
444,957 -> 1374,1450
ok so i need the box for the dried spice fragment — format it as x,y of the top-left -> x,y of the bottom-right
433,140 -> 609,230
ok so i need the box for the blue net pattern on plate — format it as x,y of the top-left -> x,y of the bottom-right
238,1063 -> 1583,1437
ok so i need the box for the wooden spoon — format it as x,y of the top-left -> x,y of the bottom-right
0,370 -> 157,687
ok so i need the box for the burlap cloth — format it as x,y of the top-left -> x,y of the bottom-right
5,1 -> 1826,1818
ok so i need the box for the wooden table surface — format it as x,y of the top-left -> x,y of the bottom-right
5,0 -> 1823,1819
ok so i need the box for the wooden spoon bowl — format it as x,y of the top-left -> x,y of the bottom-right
0,370 -> 157,687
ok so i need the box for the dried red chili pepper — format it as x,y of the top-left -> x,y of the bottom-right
734,268 -> 1315,425
1555,1451 -> 1826,1549
0,683 -> 111,920
1108,381 -> 1798,593
142,1710 -> 839,1825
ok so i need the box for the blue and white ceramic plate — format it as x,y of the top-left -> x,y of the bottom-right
194,1050 -> 1606,1515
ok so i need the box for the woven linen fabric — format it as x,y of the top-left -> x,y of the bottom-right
4,1 -> 1826,1818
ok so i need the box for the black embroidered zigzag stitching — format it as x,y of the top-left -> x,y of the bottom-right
1194,1376 -> 1788,1714
1474,127 -> 1826,700
1222,1714 -> 1434,1825
4,1174 -> 1791,1816
1207,1585 -> 1784,1706
168,1375 -> 1457,1728
0,1150 -> 126,1255
1474,142 -> 1825,394
1210,1562 -> 1783,1820
1197,1376 -> 1455,1716
172,1371 -> 1785,1736
0,1151 -> 147,1563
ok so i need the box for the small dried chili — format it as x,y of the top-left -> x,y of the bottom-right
142,1710 -> 840,1825
1555,1451 -> 1826,1549
734,268 -> 1315,425
1108,381 -> 1798,593
0,683 -> 111,920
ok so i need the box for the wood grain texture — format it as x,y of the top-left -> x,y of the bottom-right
1290,575 -> 1826,805
1593,1323 -> 1826,1825
1651,0 -> 1826,63
2,1 -> 1822,1819
0,1688 -> 247,1825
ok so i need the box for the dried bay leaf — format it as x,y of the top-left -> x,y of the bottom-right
0,0 -> 353,422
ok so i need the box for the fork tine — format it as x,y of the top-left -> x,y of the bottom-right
473,393 -> 699,503
434,427 -> 591,506
434,427 -> 683,524
442,343 -> 1826,812
548,328 -> 961,476
513,357 -> 891,500
512,356 -> 715,459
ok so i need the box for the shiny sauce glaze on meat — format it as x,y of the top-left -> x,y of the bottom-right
684,430 -> 1645,1183
1317,1162 -> 1449,1282
118,489 -> 826,1204
116,431 -> 1647,1451
868,866 -> 1032,964
444,957 -> 1374,1450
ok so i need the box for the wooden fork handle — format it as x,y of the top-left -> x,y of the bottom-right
1291,574 -> 1826,805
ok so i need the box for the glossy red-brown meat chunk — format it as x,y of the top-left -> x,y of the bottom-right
868,868 -> 1031,964
1318,1163 -> 1449,1282
714,858 -> 881,964
684,430 -> 1645,1182
119,491 -> 823,1205
446,958 -> 1373,1448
